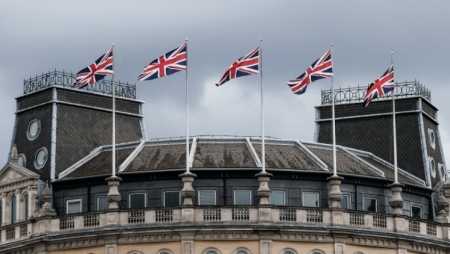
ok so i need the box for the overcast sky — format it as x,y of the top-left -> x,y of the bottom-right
1,1 -> 449,169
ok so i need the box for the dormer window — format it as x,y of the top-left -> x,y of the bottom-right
428,128 -> 436,150
27,119 -> 41,141
34,147 -> 48,170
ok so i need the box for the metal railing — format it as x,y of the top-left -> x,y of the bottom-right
321,80 -> 431,105
23,70 -> 136,99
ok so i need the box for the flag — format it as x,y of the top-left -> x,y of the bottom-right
363,65 -> 394,107
216,47 -> 259,86
287,50 -> 333,95
73,47 -> 114,89
138,43 -> 187,81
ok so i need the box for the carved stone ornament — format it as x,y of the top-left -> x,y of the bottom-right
388,182 -> 405,215
10,144 -> 19,164
255,171 -> 273,206
179,171 -> 197,206
105,175 -> 123,209
327,174 -> 344,208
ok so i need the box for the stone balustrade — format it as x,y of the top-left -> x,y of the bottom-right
0,206 -> 447,245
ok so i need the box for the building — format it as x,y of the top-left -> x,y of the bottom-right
0,71 -> 449,254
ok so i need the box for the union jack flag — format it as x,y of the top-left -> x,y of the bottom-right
287,50 -> 333,95
363,65 -> 394,107
73,47 -> 114,89
216,47 -> 259,86
138,43 -> 187,81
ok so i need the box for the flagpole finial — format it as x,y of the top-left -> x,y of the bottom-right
330,43 -> 333,46
260,38 -> 263,42
391,52 -> 394,56
185,38 -> 188,42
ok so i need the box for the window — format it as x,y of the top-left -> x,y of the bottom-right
204,248 -> 221,254
97,196 -> 108,210
341,194 -> 350,209
164,191 -> 180,207
309,250 -> 325,254
234,190 -> 252,205
428,128 -> 436,149
281,249 -> 297,254
67,199 -> 82,214
17,154 -> 27,167
11,196 -> 16,224
0,201 -> 2,225
27,118 -> 41,140
270,190 -> 286,206
34,147 -> 48,169
129,193 -> 146,209
23,194 -> 28,220
429,157 -> 436,178
198,190 -> 216,205
439,163 -> 446,181
362,197 -> 377,212
411,205 -> 422,218
303,192 -> 319,207
235,250 -> 250,254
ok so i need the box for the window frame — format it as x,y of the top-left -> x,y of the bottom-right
27,118 -> 41,141
411,204 -> 423,219
198,189 -> 217,206
23,194 -> 29,220
10,196 -> 16,224
66,199 -> 82,214
362,196 -> 378,212
340,194 -> 350,209
429,156 -> 436,178
233,189 -> 252,205
302,191 -> 320,207
163,191 -> 181,207
270,190 -> 286,206
34,147 -> 49,170
128,192 -> 147,209
97,195 -> 108,211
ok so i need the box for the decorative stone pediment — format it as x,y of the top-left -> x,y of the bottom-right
0,162 -> 40,192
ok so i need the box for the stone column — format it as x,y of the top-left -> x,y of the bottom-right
180,172 -> 197,223
1,194 -> 5,226
105,176 -> 123,210
389,182 -> 405,215
327,175 -> 344,208
256,171 -> 273,222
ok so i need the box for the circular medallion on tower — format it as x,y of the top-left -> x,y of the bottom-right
428,128 -> 436,150
27,118 -> 41,141
34,147 -> 48,169
429,156 -> 436,178
17,153 -> 27,167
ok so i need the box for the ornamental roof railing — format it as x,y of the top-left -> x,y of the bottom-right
23,70 -> 136,99
321,80 -> 431,105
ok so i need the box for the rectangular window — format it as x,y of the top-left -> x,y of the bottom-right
234,190 -> 252,205
363,197 -> 377,212
97,196 -> 108,210
67,199 -> 82,214
198,190 -> 216,205
303,192 -> 319,207
411,205 -> 422,218
164,191 -> 180,207
340,194 -> 350,209
129,193 -> 146,209
270,190 -> 286,206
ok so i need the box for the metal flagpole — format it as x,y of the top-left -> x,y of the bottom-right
391,52 -> 397,183
111,44 -> 116,177
260,38 -> 265,173
331,43 -> 337,176
186,39 -> 190,173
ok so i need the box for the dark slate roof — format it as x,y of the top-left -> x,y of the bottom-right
193,142 -> 256,168
57,137 -> 428,187
305,145 -> 381,177
125,144 -> 186,171
252,142 -> 323,171
65,147 -> 135,178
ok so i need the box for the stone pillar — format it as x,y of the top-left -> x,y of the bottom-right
443,179 -> 450,214
327,175 -> 344,208
36,182 -> 56,217
256,171 -> 273,222
389,182 -> 405,215
1,194 -> 5,226
15,189 -> 21,223
105,176 -> 122,210
180,172 -> 197,223
436,192 -> 449,223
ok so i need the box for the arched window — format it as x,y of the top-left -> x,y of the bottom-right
281,249 -> 297,254
23,194 -> 29,220
203,248 -> 221,254
309,250 -> 325,254
0,200 -> 2,225
126,251 -> 144,254
11,196 -> 16,224
234,248 -> 252,254
156,249 -> 173,254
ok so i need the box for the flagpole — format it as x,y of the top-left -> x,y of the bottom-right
260,38 -> 265,173
331,43 -> 337,176
391,52 -> 397,183
185,39 -> 190,173
111,44 -> 116,177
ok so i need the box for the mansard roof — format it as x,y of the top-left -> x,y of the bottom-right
57,136 -> 426,187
